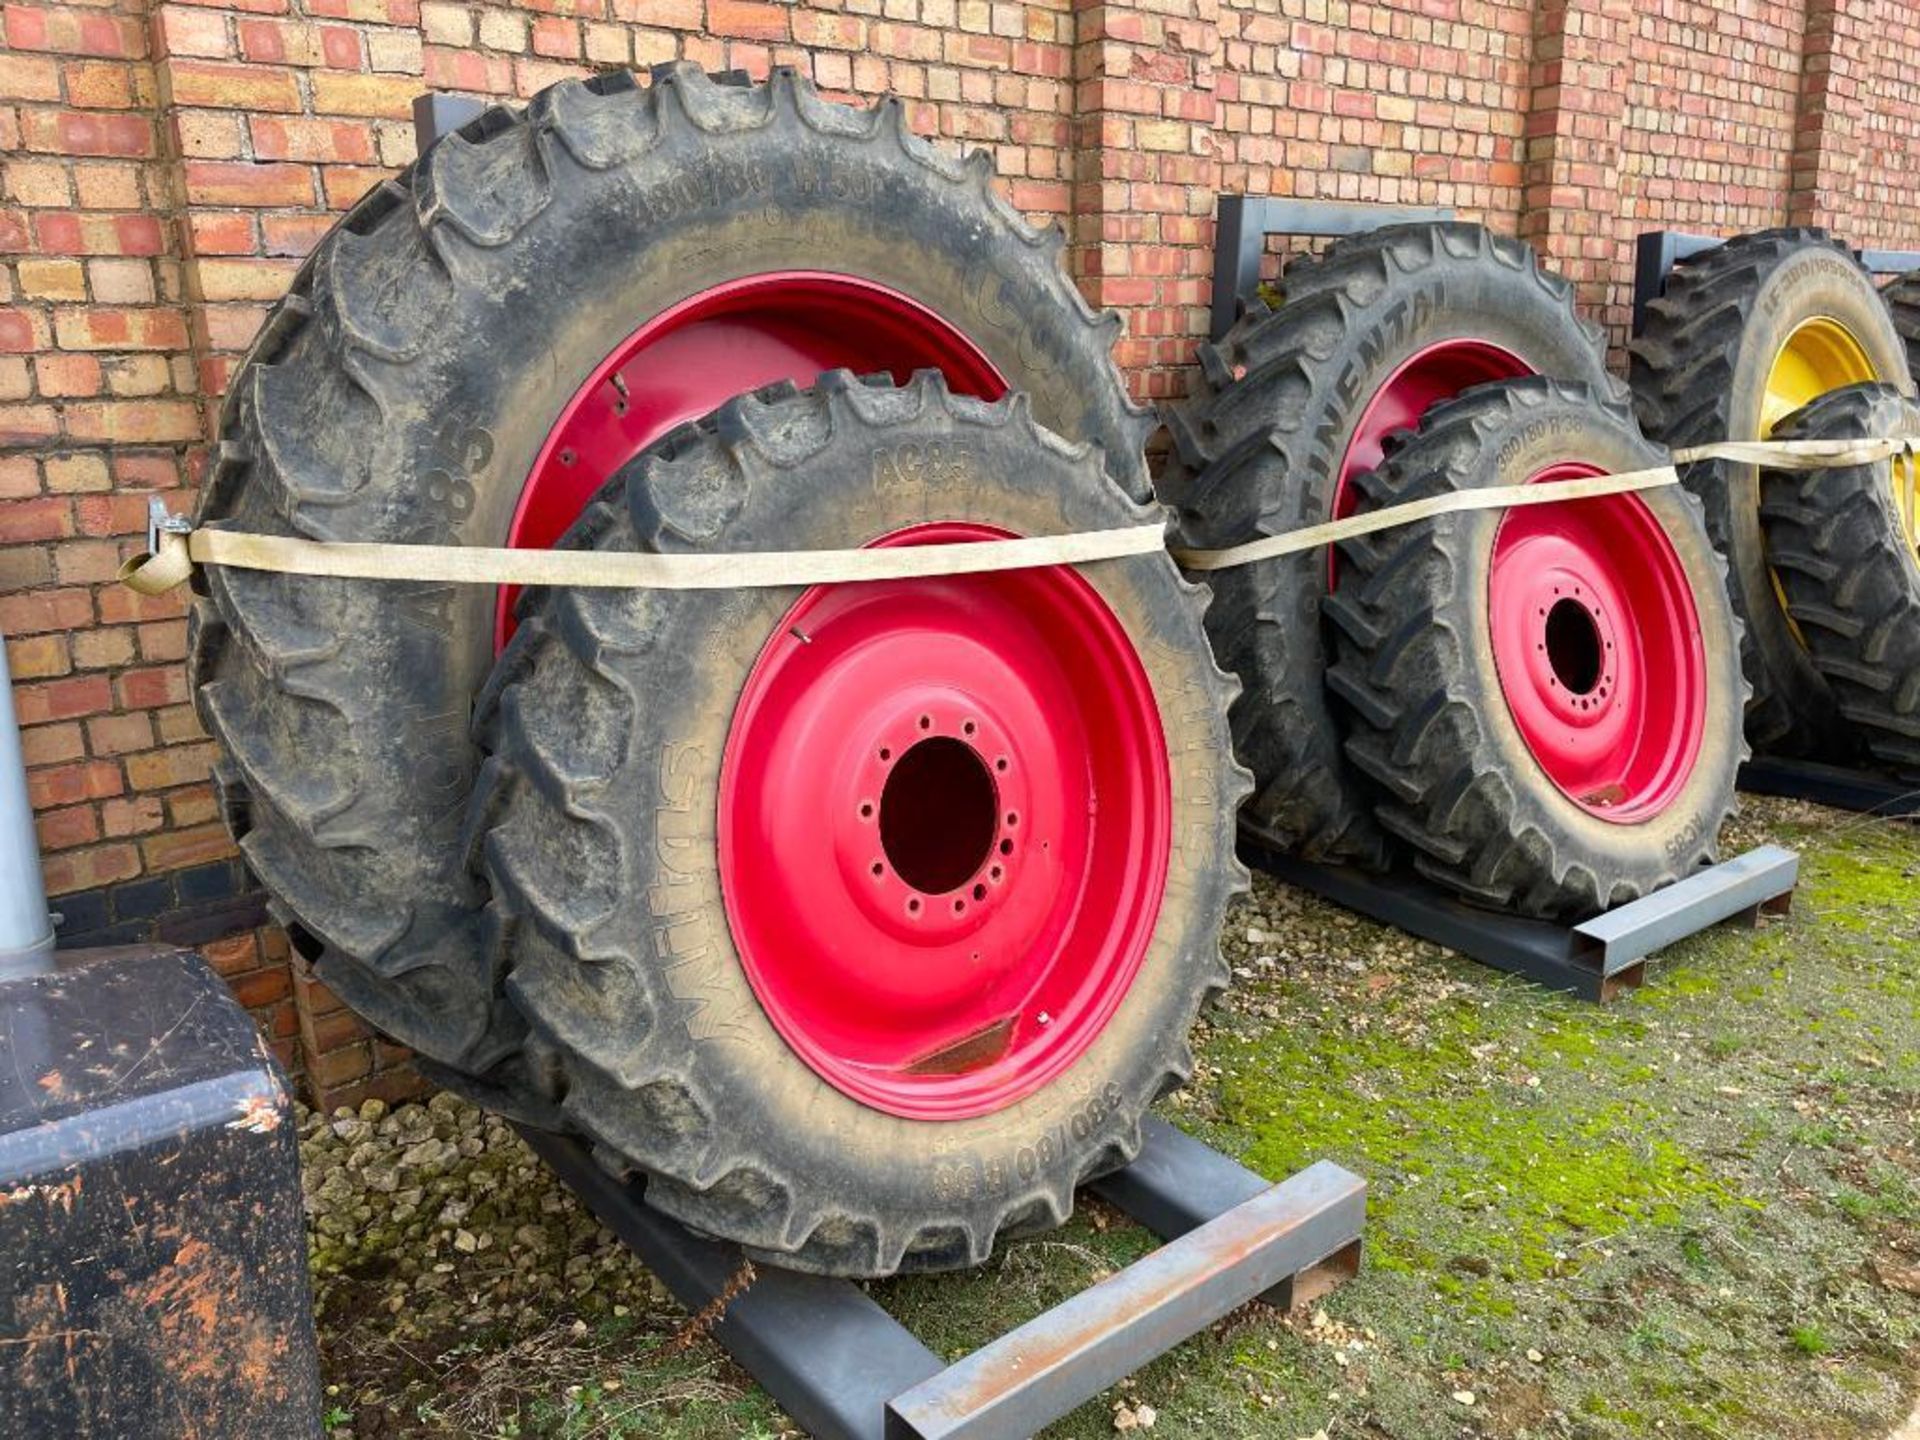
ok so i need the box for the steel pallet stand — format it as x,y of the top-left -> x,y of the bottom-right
1735,757 -> 1919,820
1631,230 -> 1920,335
1209,196 -> 1456,341
517,1117 -> 1364,1440
1240,833 -> 1800,1002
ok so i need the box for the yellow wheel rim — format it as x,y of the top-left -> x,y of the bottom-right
1761,318 -> 1886,635
1760,317 -> 1878,436
1895,446 -> 1920,557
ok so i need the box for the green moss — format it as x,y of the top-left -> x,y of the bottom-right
1214,987 -> 1734,1290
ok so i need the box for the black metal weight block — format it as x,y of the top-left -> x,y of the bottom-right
0,945 -> 322,1439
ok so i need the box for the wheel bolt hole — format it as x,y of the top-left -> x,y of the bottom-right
1545,596 -> 1604,695
990,865 -> 1002,880
879,746 -> 891,762
963,720 -> 976,736
918,714 -> 932,731
559,448 -> 576,467
972,883 -> 986,901
907,898 -> 921,914
994,756 -> 1008,772
859,802 -> 873,820
999,838 -> 1014,856
952,899 -> 965,914
878,736 -> 998,895
871,861 -> 883,877
1005,812 -> 1018,827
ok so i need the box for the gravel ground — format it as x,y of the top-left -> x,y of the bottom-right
308,794 -> 1920,1439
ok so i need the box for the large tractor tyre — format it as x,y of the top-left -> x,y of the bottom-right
1324,379 -> 1746,919
467,373 -> 1247,1276
1882,271 -> 1920,380
1159,223 -> 1619,867
1760,384 -> 1920,778
187,65 -> 1150,1073
1630,228 -> 1912,757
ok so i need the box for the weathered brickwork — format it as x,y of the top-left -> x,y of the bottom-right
3,0 -> 1917,1107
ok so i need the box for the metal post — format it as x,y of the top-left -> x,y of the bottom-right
0,635 -> 54,979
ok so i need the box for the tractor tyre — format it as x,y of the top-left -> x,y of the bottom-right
1159,223 -> 1618,867
187,65 -> 1150,1077
1760,384 -> 1920,779
1324,379 -> 1746,919
468,373 -> 1246,1276
1882,271 -> 1920,380
1630,228 -> 1912,756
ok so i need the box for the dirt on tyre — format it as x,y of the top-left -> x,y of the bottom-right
187,65 -> 1150,1076
1324,378 -> 1746,919
1630,228 -> 1912,757
1760,383 -> 1920,779
1159,223 -> 1619,867
467,373 -> 1246,1276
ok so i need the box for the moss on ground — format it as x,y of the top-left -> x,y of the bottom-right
317,798 -> 1920,1438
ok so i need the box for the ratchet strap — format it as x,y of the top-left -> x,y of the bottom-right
118,436 -> 1918,598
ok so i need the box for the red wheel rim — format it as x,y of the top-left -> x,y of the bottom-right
1488,464 -> 1708,822
1332,339 -> 1531,583
717,523 -> 1172,1119
498,273 -> 1006,647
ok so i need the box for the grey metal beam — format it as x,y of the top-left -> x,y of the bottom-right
884,1160 -> 1366,1440
1243,827 -> 1799,1003
1572,844 -> 1799,972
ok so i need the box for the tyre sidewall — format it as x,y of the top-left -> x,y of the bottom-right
534,393 -> 1235,1273
1446,406 -> 1745,885
1717,244 -> 1911,720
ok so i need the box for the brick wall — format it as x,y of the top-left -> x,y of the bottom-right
4,0 -> 1918,1108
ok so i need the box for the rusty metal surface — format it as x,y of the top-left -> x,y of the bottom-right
884,1160 -> 1366,1440
0,946 -> 322,1440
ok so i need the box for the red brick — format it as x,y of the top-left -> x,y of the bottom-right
51,306 -> 188,351
40,841 -> 141,896
38,803 -> 101,851
0,494 -> 72,540
5,627 -> 67,675
189,212 -> 258,256
20,722 -> 83,768
708,0 -> 787,42
115,665 -> 189,710
166,60 -> 302,113
27,758 -> 121,808
310,70 -> 419,118
17,108 -> 154,158
248,116 -> 377,164
14,674 -> 114,725
183,159 -> 317,208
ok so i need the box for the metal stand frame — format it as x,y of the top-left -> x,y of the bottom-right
1210,197 -> 1455,342
518,1118 -> 1364,1440
1737,757 -> 1919,819
1241,834 -> 1799,1002
1632,229 -> 1920,336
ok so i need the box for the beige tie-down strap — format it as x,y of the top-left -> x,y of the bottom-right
118,436 -> 1918,598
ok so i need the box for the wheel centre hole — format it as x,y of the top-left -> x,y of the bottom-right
1545,597 -> 1603,695
879,737 -> 998,896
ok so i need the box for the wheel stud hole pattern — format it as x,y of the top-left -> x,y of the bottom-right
1545,597 -> 1604,694
1489,462 -> 1706,822
717,521 -> 1172,1120
879,736 -> 999,896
